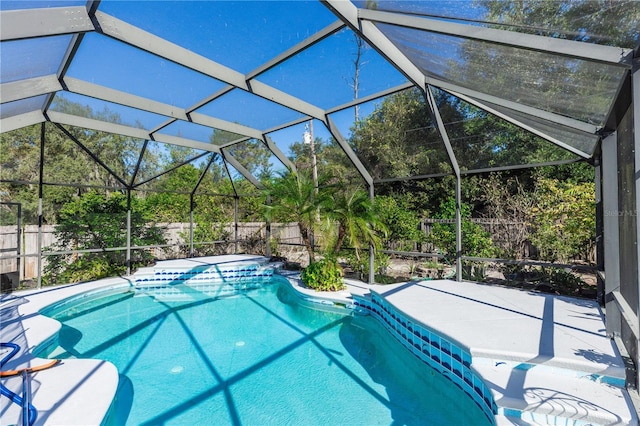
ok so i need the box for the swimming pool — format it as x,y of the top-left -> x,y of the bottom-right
39,277 -> 491,425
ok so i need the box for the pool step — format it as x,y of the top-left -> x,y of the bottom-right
132,260 -> 274,286
131,259 -> 277,301
133,265 -> 274,285
133,280 -> 271,301
473,359 -> 636,426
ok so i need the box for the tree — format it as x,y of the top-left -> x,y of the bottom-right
349,88 -> 452,181
0,100 -> 163,225
325,185 -> 386,261
427,197 -> 495,258
262,170 -> 331,262
144,164 -> 202,222
43,191 -> 165,284
374,195 -> 424,251
529,177 -> 595,262
480,0 -> 639,48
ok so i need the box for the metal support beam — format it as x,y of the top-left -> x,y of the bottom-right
0,110 -> 46,134
0,6 -> 94,41
222,150 -> 265,190
264,135 -> 296,173
425,87 -> 460,176
189,112 -> 264,140
152,133 -> 221,153
46,110 -> 223,154
126,190 -> 132,276
37,123 -> 46,289
1,75 -> 62,104
594,152 -> 605,306
368,184 -> 375,284
324,115 -> 373,186
95,11 -> 326,121
247,20 -> 345,80
65,77 -> 189,121
234,197 -> 239,254
632,57 -> 640,387
426,76 -> 598,134
53,122 -> 130,188
246,80 -> 326,120
455,175 -> 462,281
425,85 -> 462,280
47,110 -> 149,139
322,0 -> 426,88
133,152 -> 208,189
442,88 -> 593,159
189,195 -> 195,257
358,8 -> 632,68
95,11 -> 248,90
325,81 -> 415,115
266,195 -> 272,258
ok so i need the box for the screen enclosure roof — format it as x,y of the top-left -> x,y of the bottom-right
1,0 -> 638,191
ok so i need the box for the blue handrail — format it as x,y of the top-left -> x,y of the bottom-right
1,342 -> 37,426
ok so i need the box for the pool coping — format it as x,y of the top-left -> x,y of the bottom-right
1,257 -> 638,425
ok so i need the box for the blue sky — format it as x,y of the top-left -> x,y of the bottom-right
43,1 -> 409,172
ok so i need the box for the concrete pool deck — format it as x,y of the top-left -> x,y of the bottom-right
287,276 -> 638,425
1,256 -> 637,425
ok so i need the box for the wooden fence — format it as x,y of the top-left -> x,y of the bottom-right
0,218 -> 553,281
0,222 -> 303,280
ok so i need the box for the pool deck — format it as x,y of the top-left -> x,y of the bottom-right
288,276 -> 638,425
1,256 -> 638,425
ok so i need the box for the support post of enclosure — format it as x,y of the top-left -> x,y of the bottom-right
126,190 -> 131,276
425,85 -> 462,281
266,195 -> 272,258
234,196 -> 239,254
632,58 -> 640,389
189,195 -> 194,257
369,184 -> 375,285
601,132 -> 620,338
36,123 -> 45,289
455,174 -> 462,282
594,152 -> 605,306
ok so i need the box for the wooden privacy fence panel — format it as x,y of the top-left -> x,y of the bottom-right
0,225 -> 19,277
0,222 -> 304,280
387,218 -> 534,258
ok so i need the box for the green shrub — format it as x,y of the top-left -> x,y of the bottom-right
344,251 -> 390,277
427,197 -> 495,258
301,257 -> 345,291
43,191 -> 166,285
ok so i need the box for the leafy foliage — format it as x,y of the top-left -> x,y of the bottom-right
43,191 -> 166,285
349,88 -> 451,180
326,185 -> 386,259
530,178 -> 595,262
301,257 -> 345,292
427,197 -> 496,258
374,195 -> 424,250
262,170 -> 331,262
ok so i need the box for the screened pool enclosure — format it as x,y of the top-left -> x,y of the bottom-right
1,0 -> 639,388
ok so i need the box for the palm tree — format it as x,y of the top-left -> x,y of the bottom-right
326,185 -> 387,261
262,170 -> 330,263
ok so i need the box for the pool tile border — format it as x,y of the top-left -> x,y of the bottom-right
353,292 -> 498,425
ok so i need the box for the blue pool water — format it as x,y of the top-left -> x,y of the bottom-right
42,278 -> 491,425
